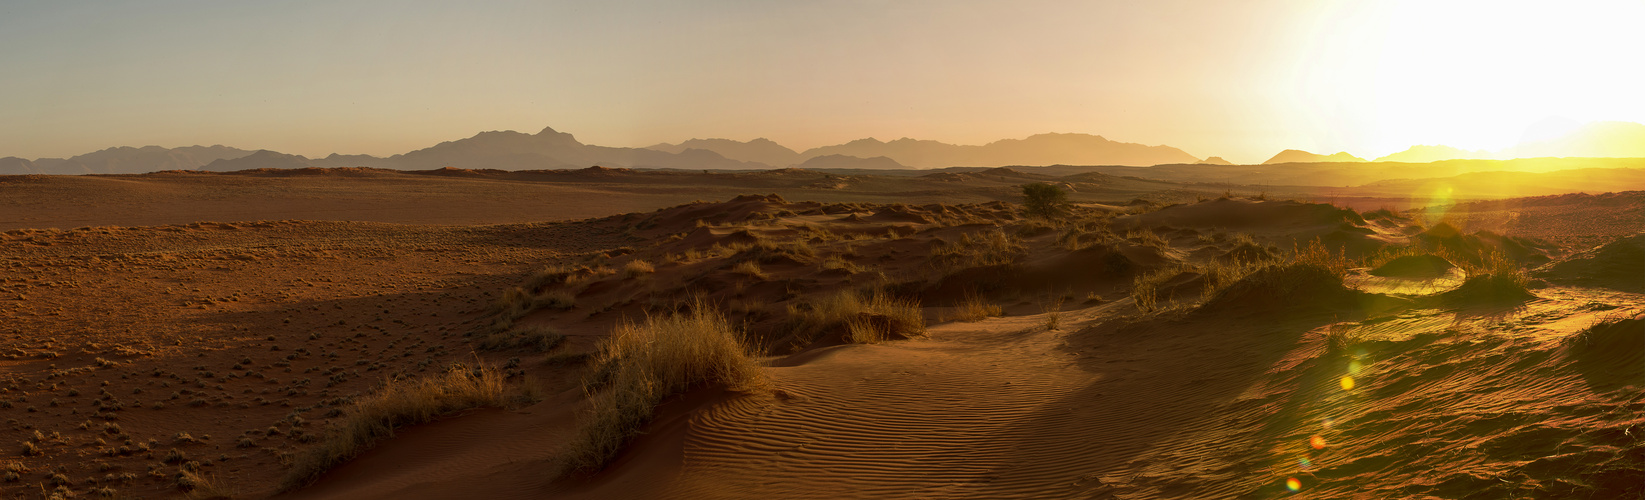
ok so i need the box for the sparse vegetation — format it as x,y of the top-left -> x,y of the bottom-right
731,260 -> 766,279
621,259 -> 655,279
281,365 -> 516,490
478,325 -> 565,353
952,292 -> 1003,322
787,290 -> 926,345
561,304 -> 764,474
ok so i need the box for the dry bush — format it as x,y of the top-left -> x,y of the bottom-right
281,365 -> 514,490
621,259 -> 655,279
561,305 -> 764,474
731,260 -> 766,279
951,292 -> 1003,322
478,325 -> 565,353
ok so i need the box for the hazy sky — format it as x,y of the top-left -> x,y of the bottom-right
2,0 -> 1642,163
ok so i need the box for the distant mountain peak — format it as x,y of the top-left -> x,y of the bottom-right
1263,149 -> 1366,164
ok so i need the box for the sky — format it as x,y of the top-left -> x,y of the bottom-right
1,0 -> 1642,164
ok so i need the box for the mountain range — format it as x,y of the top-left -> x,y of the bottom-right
4,121 -> 1644,175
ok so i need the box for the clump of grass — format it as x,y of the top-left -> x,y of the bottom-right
951,292 -> 1003,322
1292,238 -> 1354,277
1126,228 -> 1168,248
621,259 -> 655,279
932,229 -> 1025,270
1130,266 -> 1185,313
478,325 -> 565,353
730,260 -> 766,279
820,254 -> 859,273
562,304 -> 764,475
1040,294 -> 1067,331
788,290 -> 926,345
730,238 -> 815,264
281,365 -> 514,490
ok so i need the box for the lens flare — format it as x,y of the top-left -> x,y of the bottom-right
1310,435 -> 1327,449
1286,477 -> 1302,492
1298,457 -> 1313,470
1322,417 -> 1335,429
1348,359 -> 1363,374
1339,376 -> 1355,390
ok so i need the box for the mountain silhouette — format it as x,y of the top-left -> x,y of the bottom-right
797,133 -> 1199,168
646,138 -> 801,166
795,154 -> 905,170
1374,145 -> 1496,163
1197,156 -> 1234,165
17,145 -> 255,174
202,150 -> 315,171
1263,149 -> 1365,164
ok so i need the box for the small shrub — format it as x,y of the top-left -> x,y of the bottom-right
562,304 -> 763,474
1021,183 -> 1070,218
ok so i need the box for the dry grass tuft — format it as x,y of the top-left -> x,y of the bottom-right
1292,238 -> 1354,277
730,260 -> 766,279
621,259 -> 655,279
788,290 -> 926,344
561,304 -> 764,474
478,325 -> 565,353
1126,228 -> 1168,248
951,292 -> 1003,322
281,365 -> 514,490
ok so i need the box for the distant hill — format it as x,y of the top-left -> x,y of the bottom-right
1374,145 -> 1497,163
1263,149 -> 1365,164
378,126 -> 767,171
646,138 -> 800,167
798,133 -> 1199,168
795,154 -> 905,170
202,150 -> 315,171
1197,156 -> 1234,165
15,145 -> 256,174
0,157 -> 35,175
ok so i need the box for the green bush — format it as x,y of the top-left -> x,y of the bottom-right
1021,183 -> 1069,218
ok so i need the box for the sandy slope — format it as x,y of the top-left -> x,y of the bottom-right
2,175 -> 1642,499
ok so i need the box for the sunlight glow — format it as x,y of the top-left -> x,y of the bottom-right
1294,0 -> 1645,156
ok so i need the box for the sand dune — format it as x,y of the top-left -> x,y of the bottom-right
0,173 -> 1640,499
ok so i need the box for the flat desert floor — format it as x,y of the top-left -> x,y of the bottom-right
0,169 -> 1641,499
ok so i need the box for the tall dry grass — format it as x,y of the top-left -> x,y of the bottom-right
788,290 -> 926,344
1292,238 -> 1355,277
282,366 -> 514,490
951,292 -> 1003,322
560,305 -> 765,474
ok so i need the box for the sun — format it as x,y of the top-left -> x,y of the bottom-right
1291,0 -> 1645,156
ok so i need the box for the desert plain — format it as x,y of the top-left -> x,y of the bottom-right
0,162 -> 1641,499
